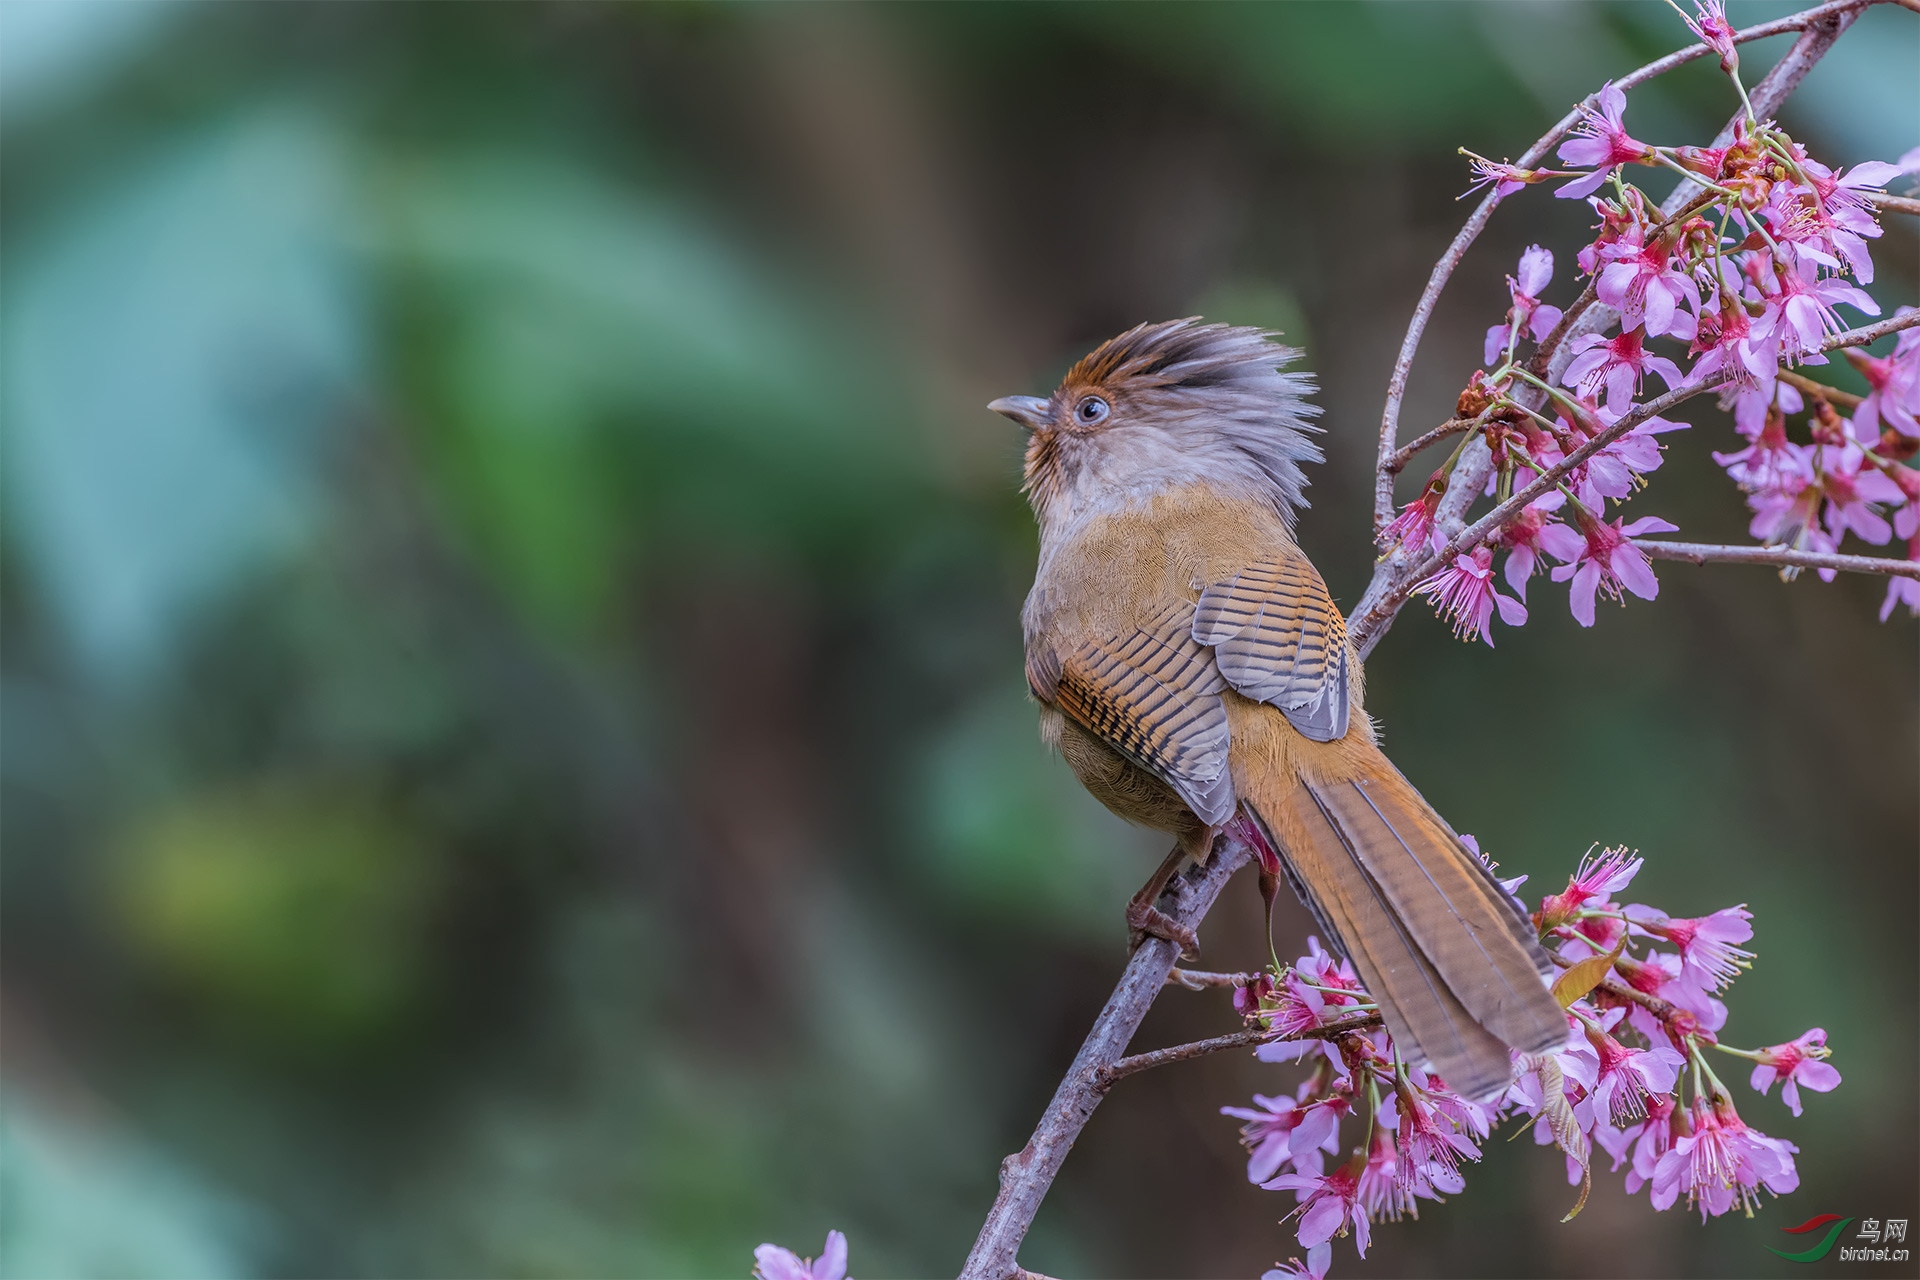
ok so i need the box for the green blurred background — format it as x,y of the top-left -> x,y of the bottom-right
1,3 -> 1913,1277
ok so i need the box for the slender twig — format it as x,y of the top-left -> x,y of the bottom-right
1635,540 -> 1920,578
1371,0 -> 1883,529
1352,310 -> 1920,654
1777,368 -> 1865,408
1167,968 -> 1263,990
1384,418 -> 1475,476
1866,191 -> 1920,217
1093,1016 -> 1385,1091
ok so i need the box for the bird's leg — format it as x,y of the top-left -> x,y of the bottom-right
1258,864 -> 1282,970
1125,843 -> 1200,960
1225,808 -> 1285,969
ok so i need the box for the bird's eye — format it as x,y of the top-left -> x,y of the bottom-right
1075,396 -> 1110,425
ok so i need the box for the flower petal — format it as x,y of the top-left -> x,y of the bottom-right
815,1232 -> 848,1280
1795,1061 -> 1842,1093
1570,560 -> 1600,627
1296,1194 -> 1343,1249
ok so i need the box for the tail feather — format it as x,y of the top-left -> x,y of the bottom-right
1250,753 -> 1566,1100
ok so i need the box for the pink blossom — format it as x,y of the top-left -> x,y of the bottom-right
1572,409 -> 1688,509
1497,496 -> 1567,601
1485,245 -> 1566,364
1390,1083 -> 1481,1192
1234,972 -> 1276,1020
1263,939 -> 1367,1038
1542,508 -> 1679,627
1593,1114 -> 1644,1172
1377,473 -> 1447,555
1556,83 -> 1653,198
1536,845 -> 1643,928
1715,404 -> 1814,497
1261,1244 -> 1332,1280
1420,1069 -> 1497,1142
1796,159 -> 1903,284
1586,1026 -> 1685,1127
1745,479 -> 1839,578
1651,1097 -> 1798,1219
1749,1028 -> 1841,1117
1597,227 -> 1701,338
1681,0 -> 1739,73
1848,317 -> 1920,438
1616,951 -> 1728,1044
1414,546 -> 1528,646
1266,1163 -> 1370,1256
1355,1123 -> 1441,1223
1564,328 -> 1685,413
1756,256 -> 1880,360
1625,1092 -> 1679,1196
1892,468 -> 1920,540
755,1232 -> 849,1280
1224,1094 -> 1312,1183
1554,911 -> 1627,968
1222,1093 -> 1346,1183
1820,441 -> 1904,546
1576,195 -> 1642,274
1461,152 -> 1550,200
1625,904 -> 1754,992
1689,282 -> 1782,399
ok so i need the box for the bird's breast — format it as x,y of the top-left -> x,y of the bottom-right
1024,482 -> 1298,650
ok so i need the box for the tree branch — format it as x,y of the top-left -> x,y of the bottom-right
1777,369 -> 1865,408
1865,190 -> 1920,217
1384,418 -> 1475,476
1093,1015 -> 1385,1091
959,841 -> 1250,1280
1635,540 -> 1920,578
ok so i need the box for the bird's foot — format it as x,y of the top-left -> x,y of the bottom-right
1126,900 -> 1200,960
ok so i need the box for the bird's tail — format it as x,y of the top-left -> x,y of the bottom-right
1242,743 -> 1567,1100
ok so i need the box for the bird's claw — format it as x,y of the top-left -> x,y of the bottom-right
1126,901 -> 1200,960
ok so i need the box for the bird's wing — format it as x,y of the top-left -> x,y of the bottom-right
1030,598 -> 1235,826
1192,558 -> 1351,742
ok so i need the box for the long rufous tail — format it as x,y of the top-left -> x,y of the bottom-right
1246,744 -> 1567,1100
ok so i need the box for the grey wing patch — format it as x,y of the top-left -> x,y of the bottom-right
1054,599 -> 1236,826
1193,560 -> 1351,743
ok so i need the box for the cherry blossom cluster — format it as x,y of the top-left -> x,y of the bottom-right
1383,1 -> 1920,642
1228,843 -> 1838,1280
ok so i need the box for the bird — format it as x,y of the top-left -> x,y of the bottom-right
988,318 -> 1565,1100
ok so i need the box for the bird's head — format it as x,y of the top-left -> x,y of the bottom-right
990,319 -> 1322,538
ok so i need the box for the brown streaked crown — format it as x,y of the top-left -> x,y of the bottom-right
1017,319 -> 1322,526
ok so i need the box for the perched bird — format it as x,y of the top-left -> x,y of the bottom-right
990,319 -> 1564,1099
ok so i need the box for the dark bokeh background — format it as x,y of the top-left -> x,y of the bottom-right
1,3 -> 1914,1277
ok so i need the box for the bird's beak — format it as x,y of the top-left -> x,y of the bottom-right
988,395 -> 1051,432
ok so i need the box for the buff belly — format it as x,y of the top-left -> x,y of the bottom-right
1040,705 -> 1210,855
